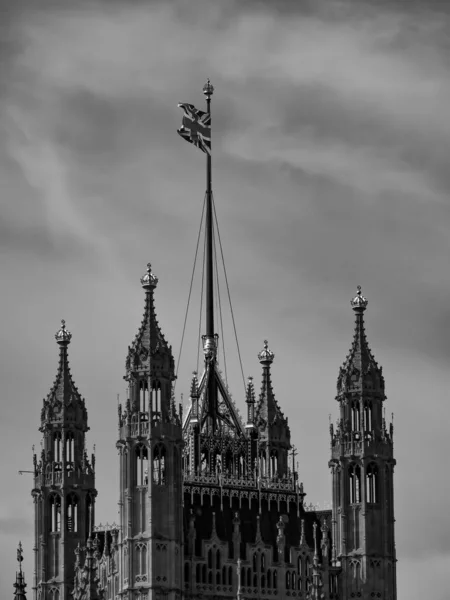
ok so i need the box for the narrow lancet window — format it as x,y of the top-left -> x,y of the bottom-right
366,463 -> 379,503
136,444 -> 149,486
50,494 -> 61,532
53,432 -> 62,463
66,493 -> 78,532
153,444 -> 166,485
351,401 -> 361,431
349,464 -> 361,503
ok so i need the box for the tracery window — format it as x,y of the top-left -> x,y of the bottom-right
136,542 -> 147,577
349,464 -> 361,503
366,463 -> 379,503
135,444 -> 148,487
66,493 -> 78,532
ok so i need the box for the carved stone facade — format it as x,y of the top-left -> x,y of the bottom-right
27,275 -> 396,600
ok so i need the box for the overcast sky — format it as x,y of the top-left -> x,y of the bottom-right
1,1 -> 450,598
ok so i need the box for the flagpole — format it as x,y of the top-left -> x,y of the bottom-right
203,79 -> 214,347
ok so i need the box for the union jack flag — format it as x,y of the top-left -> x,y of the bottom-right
177,103 -> 211,155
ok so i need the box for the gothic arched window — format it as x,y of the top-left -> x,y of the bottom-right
364,402 -> 372,431
286,571 -> 291,590
351,401 -> 361,431
270,450 -> 278,478
139,380 -> 148,418
49,493 -> 61,532
366,463 -> 379,503
151,383 -> 161,422
66,493 -> 78,532
65,432 -> 74,464
152,444 -> 166,485
135,444 -> 148,487
53,432 -> 62,463
349,464 -> 361,503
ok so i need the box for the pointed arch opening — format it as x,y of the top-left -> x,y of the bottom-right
151,382 -> 161,423
364,402 -> 372,431
366,463 -> 379,503
65,431 -> 75,474
135,444 -> 149,487
49,493 -> 61,532
349,464 -> 361,503
351,401 -> 361,431
53,432 -> 62,465
139,380 -> 149,419
153,443 -> 166,485
66,493 -> 78,532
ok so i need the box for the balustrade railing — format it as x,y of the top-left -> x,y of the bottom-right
183,472 -> 300,492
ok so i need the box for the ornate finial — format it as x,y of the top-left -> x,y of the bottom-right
17,541 -> 23,568
140,262 -> 158,290
55,319 -> 72,344
258,339 -> 275,364
350,285 -> 368,312
203,78 -> 214,99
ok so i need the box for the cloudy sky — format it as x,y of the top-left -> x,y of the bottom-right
1,0 -> 450,598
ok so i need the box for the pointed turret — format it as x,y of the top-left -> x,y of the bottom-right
255,340 -> 287,429
336,286 -> 385,401
13,542 -> 27,600
255,340 -> 291,479
32,321 -> 96,600
117,262 -> 184,600
40,320 -> 88,432
329,286 -> 397,599
125,263 -> 175,390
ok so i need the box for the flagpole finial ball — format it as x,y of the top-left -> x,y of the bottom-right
203,78 -> 214,98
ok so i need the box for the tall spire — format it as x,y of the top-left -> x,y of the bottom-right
125,263 -> 174,379
40,320 -> 88,430
255,340 -> 286,428
13,542 -> 27,600
336,286 -> 385,399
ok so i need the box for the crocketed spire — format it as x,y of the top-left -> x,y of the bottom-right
40,320 -> 87,430
336,286 -> 385,399
13,542 -> 27,600
125,263 -> 174,377
255,340 -> 286,429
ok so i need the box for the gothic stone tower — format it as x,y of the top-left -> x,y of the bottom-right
329,287 -> 396,600
116,263 -> 183,600
32,321 -> 97,600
